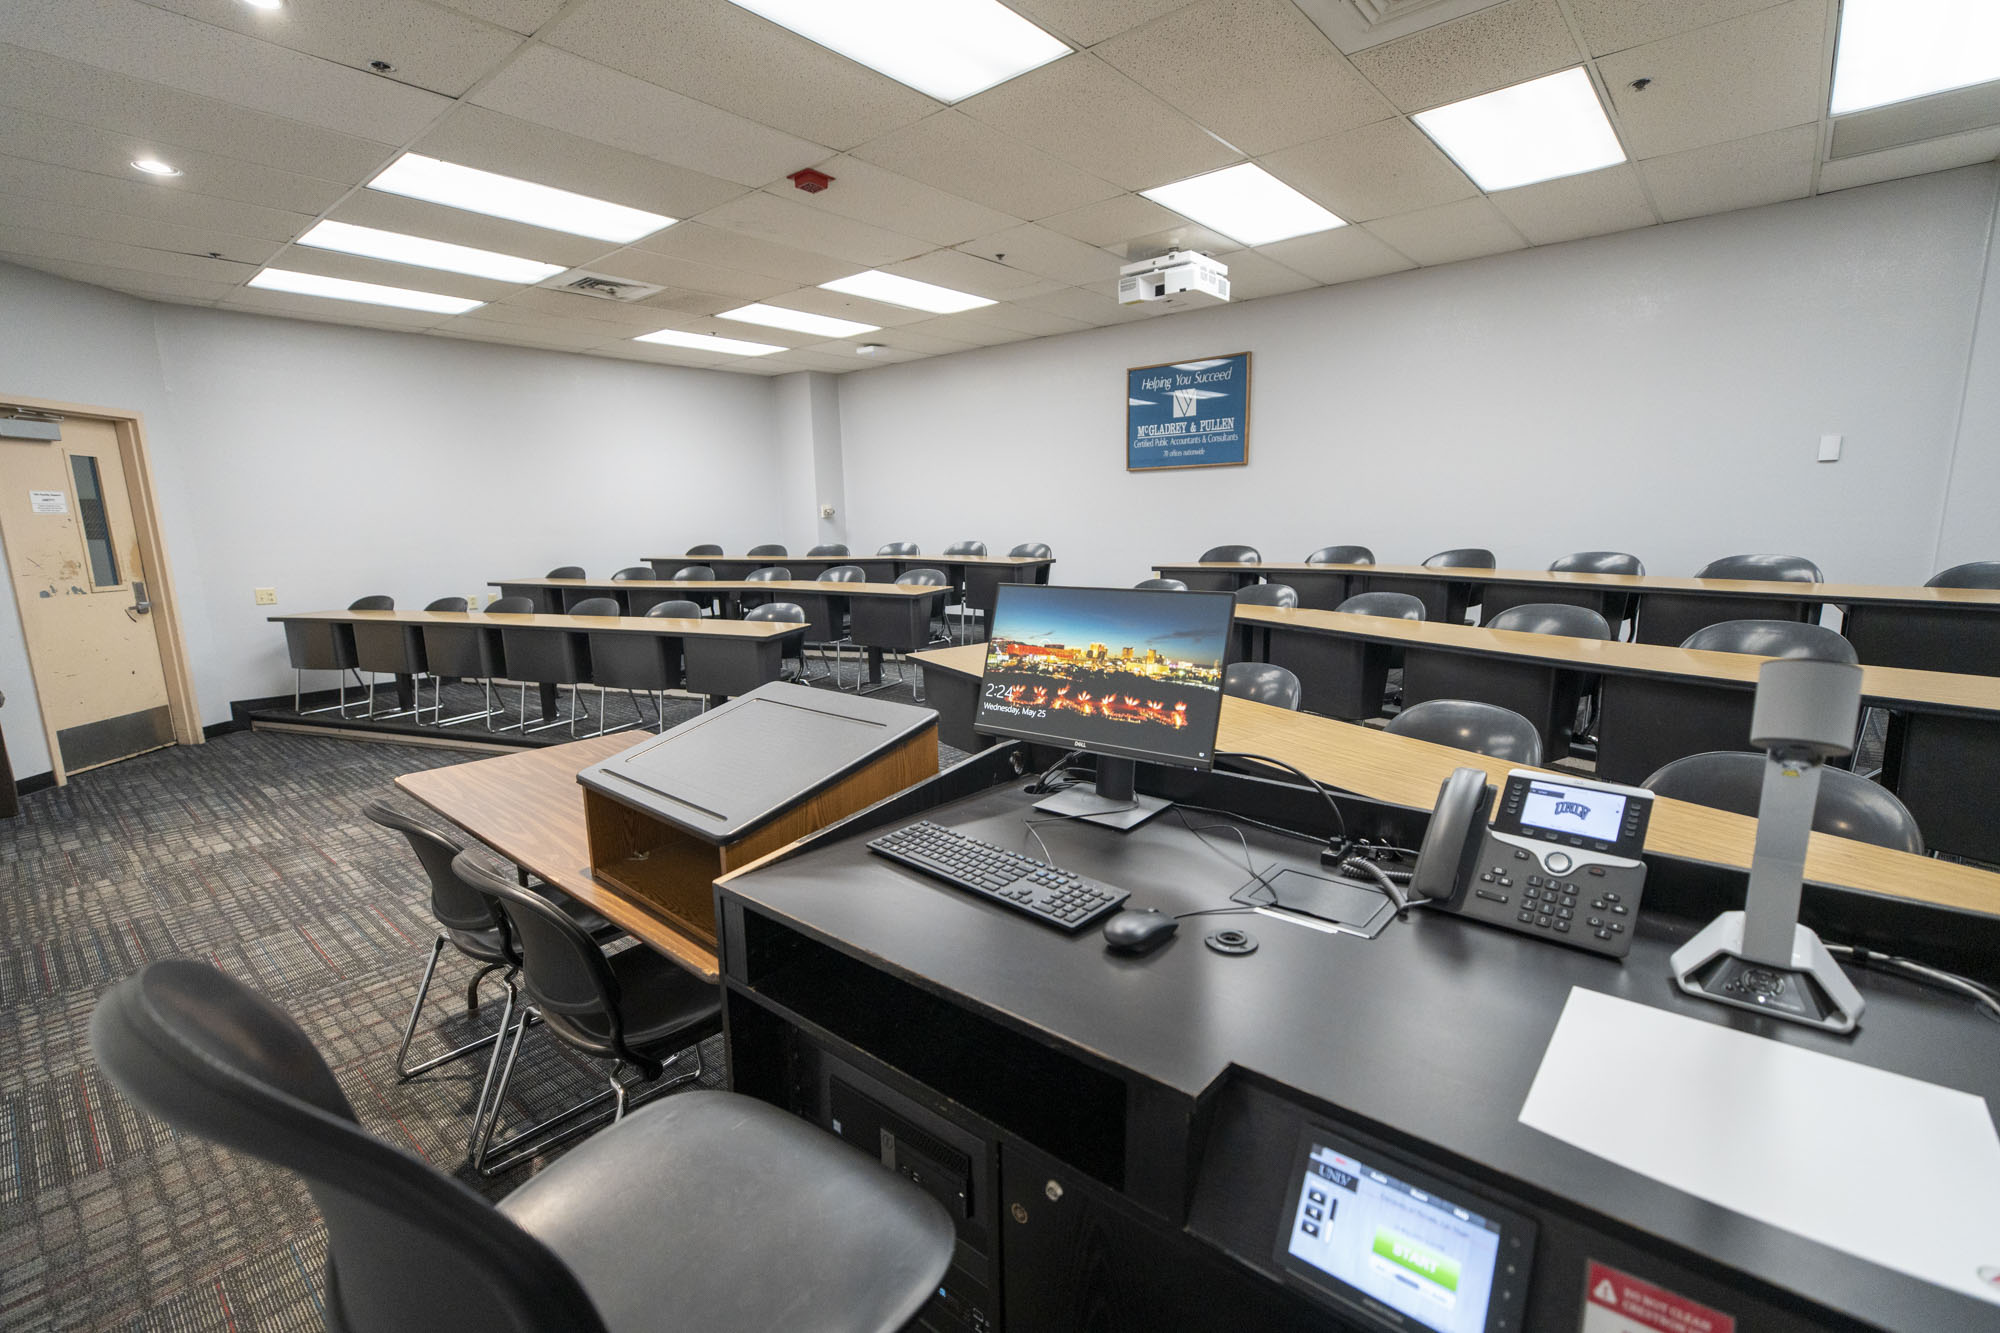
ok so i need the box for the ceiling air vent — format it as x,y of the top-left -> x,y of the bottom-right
541,270 -> 666,302
1295,0 -> 1510,52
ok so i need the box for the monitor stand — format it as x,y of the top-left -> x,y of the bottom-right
1033,756 -> 1167,831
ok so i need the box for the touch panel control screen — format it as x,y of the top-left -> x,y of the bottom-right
1517,781 -> 1626,843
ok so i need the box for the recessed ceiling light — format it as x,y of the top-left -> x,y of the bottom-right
130,158 -> 181,177
248,268 -> 483,314
719,302 -> 880,338
1831,0 -> 2000,115
722,0 -> 1068,103
1141,162 -> 1345,247
818,270 -> 994,314
1413,67 -> 1625,192
634,327 -> 787,357
240,0 -> 282,10
367,153 -> 673,243
296,220 -> 563,284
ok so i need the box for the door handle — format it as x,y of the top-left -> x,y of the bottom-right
128,579 -> 152,620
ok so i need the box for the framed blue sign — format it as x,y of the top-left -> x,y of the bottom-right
1127,352 -> 1251,471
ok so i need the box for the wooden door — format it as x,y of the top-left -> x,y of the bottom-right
0,417 -> 175,773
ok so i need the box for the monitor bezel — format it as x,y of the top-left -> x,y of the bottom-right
971,584 -> 1233,773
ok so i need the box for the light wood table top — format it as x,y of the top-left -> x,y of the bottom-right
1231,605 -> 2000,714
272,608 -> 795,639
910,644 -> 2000,918
493,577 -> 939,597
396,733 -> 721,981
1153,562 -> 2000,607
648,553 -> 1054,568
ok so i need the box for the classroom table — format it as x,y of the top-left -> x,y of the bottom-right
643,552 -> 1055,638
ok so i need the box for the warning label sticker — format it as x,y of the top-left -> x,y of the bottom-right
1581,1262 -> 1735,1333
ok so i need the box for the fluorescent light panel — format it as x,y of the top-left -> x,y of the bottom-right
1141,162 -> 1345,246
297,220 -> 562,284
720,303 -> 880,337
1413,68 -> 1625,192
130,158 -> 180,176
634,327 -> 787,357
818,270 -> 994,314
248,268 -> 483,314
1831,0 -> 2000,115
722,0 -> 1068,102
368,154 -> 673,243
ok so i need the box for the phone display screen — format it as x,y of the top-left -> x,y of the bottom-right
1516,782 -> 1625,842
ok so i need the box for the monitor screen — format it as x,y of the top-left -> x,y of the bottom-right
974,584 -> 1231,770
1517,779 -> 1626,843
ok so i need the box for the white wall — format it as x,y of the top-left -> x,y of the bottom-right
1936,168 -> 2000,571
837,165 -> 2000,591
772,370 -> 848,553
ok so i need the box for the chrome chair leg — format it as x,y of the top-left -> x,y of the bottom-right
394,942 -> 511,1080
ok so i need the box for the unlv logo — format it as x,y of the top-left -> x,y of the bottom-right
1553,800 -> 1592,820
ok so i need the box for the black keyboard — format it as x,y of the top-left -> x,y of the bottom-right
868,821 -> 1129,932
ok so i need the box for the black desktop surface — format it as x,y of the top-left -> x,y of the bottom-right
721,777 -> 2000,1332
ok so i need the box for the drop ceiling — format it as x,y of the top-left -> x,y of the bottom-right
1,0 -> 1996,375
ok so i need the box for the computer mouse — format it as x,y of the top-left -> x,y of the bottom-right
1102,908 -> 1179,955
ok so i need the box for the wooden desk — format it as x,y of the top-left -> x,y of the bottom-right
644,553 -> 1055,638
395,733 -> 721,981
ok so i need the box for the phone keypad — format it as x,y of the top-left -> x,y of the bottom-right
1459,840 -> 1645,958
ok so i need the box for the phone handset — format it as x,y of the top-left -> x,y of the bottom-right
1408,767 -> 1496,910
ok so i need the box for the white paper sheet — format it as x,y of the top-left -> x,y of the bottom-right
1519,986 -> 2000,1307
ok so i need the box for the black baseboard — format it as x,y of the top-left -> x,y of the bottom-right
15,770 -> 55,798
231,688 -> 345,726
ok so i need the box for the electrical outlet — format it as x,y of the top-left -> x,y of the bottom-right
820,504 -> 836,519
254,587 -> 277,605
470,594 -> 482,610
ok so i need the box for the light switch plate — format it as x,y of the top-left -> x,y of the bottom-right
254,587 -> 277,605
1818,434 -> 1842,462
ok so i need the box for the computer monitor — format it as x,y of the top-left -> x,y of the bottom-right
975,584 -> 1233,828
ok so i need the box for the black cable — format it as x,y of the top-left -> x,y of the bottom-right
1826,944 -> 2000,1023
1215,750 -> 1350,852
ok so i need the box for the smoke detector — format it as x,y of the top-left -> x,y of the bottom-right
541,270 -> 667,302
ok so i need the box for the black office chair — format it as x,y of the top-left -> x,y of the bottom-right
645,599 -> 703,620
1336,591 -> 1427,620
1644,753 -> 1924,853
819,564 -> 867,583
746,602 -> 814,682
1550,551 -> 1643,576
807,543 -> 850,557
1423,548 -> 1496,569
1385,699 -> 1543,766
609,567 -> 653,583
1234,583 -> 1298,610
569,598 -> 619,616
684,544 -> 723,557
671,566 -> 716,581
886,569 -> 952,696
944,540 -> 987,557
877,541 -> 921,556
1305,545 -> 1373,565
1696,553 -> 1823,582
1680,620 -> 1857,662
747,544 -> 788,558
348,595 -> 424,722
1135,578 -> 1188,591
1223,663 -> 1302,711
488,596 -> 535,614
1486,603 -> 1612,640
349,594 -> 393,610
419,599 -> 506,728
497,613 -> 593,736
1927,561 -> 2000,588
90,959 -> 954,1333
575,601 -> 678,735
428,596 -> 469,612
744,566 -> 791,582
1199,544 -> 1260,563
1009,542 -> 1052,559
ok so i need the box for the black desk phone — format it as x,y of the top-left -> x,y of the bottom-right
1409,767 -> 1654,959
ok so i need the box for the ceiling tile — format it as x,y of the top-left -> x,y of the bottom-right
0,153 -> 313,243
1819,126 -> 2000,193
957,53 -> 1239,191
471,45 -> 829,188
0,43 -> 394,180
0,194 -> 281,267
428,0 -> 564,37
1566,0 -> 1791,58
763,346 -> 878,373
134,0 -> 523,98
748,285 -> 937,328
1038,194 -> 1186,246
1262,117 -> 1477,221
325,190 -> 619,268
434,313 -> 619,348
0,254 -> 239,303
1258,226 -> 1415,283
758,155 -> 1022,246
905,316 -> 1036,347
0,221 -> 256,283
543,0 -> 940,149
630,220 -> 853,285
1635,123 -> 1817,220
1488,164 -> 1658,244
947,303 -> 1092,336
955,223 -> 1121,286
413,106 -> 750,221
593,247 -> 793,300
845,323 -> 978,354
851,110 -> 1122,219
220,289 -> 453,329
1362,197 -> 1526,265
1000,0 -> 1195,48
880,248 -> 1067,299
1094,0 -> 1391,155
499,287 -> 724,328
1016,284 -> 1159,324
258,243 -> 518,302
1599,0 -> 1830,160
1216,250 -> 1316,299
694,190 -> 931,268
0,0 -> 450,143
1350,0 -> 1579,112
592,339 -> 733,369
1099,219 -> 1243,261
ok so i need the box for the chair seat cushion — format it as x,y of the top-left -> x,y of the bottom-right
535,947 -> 720,1060
499,1090 -> 952,1333
444,926 -> 511,966
523,878 -> 621,941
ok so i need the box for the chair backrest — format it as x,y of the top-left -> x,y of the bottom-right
1135,578 -> 1188,591
610,567 -> 653,582
1385,699 -> 1543,765
1927,561 -> 2000,589
1222,662 -> 1302,711
745,566 -> 791,582
685,544 -> 723,557
1234,583 -> 1298,609
1549,550 -> 1644,576
425,596 -> 469,613
944,540 -> 988,557
807,543 -> 850,557
362,802 -> 502,936
487,596 -> 535,614
1199,544 -> 1260,564
545,566 -> 585,580
819,565 -> 867,583
1644,753 -> 1923,853
1305,545 -> 1373,566
1696,553 -> 1822,582
747,544 -> 788,557
877,541 -> 921,556
646,600 -> 704,619
672,566 -> 717,581
1679,619 -> 1857,663
349,594 -> 394,611
1336,591 -> 1426,620
90,960 -> 607,1333
896,568 -> 949,587
1486,602 -> 1612,640
452,853 -> 622,1027
1008,542 -> 1052,559
568,597 -> 620,617
746,603 -> 806,624
1423,548 -> 1495,569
